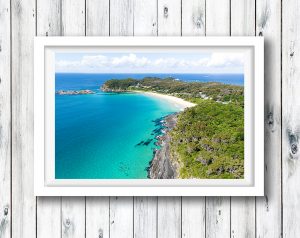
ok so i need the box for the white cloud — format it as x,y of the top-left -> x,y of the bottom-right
206,53 -> 244,67
56,53 -> 244,73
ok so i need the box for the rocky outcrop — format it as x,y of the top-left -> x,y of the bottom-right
56,89 -> 95,95
148,113 -> 179,179
101,85 -> 127,92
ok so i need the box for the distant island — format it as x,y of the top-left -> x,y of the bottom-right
56,89 -> 95,95
101,77 -> 244,179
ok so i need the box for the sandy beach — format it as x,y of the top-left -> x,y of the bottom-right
140,91 -> 196,110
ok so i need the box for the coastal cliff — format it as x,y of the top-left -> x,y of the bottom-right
148,113 -> 179,179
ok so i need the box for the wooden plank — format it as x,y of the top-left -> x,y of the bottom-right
133,1 -> 158,238
231,0 -> 255,36
256,0 -> 282,237
37,198 -> 61,238
230,1 -> 256,238
84,1 -> 110,238
206,197 -> 230,238
230,198 -> 255,238
157,197 -> 181,238
205,1 -> 231,237
110,197 -> 133,238
156,1 -> 181,237
62,0 -> 86,36
11,0 -> 36,236
60,1 -> 86,238
0,0 -> 11,237
157,0 -> 181,36
206,0 -> 230,35
182,0 -> 205,36
86,0 -> 109,36
110,0 -> 134,36
36,1 -> 62,237
182,197 -> 205,238
86,197 -> 110,238
62,198 -> 85,238
134,197 -> 157,238
282,0 -> 300,237
133,0 -> 157,36
181,1 -> 206,237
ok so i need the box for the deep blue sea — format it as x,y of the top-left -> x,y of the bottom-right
55,73 -> 244,179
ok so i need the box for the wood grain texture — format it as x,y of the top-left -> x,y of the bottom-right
134,197 -> 157,238
62,0 -> 86,36
61,1 -> 86,237
36,1 -> 62,237
133,0 -> 157,36
110,0 -> 134,36
36,0 -> 61,36
110,197 -> 133,238
37,197 -> 61,238
86,197 -> 110,238
86,0 -> 109,36
11,0 -> 36,237
157,197 -> 181,238
0,0 -> 10,237
282,0 -> 300,237
230,1 -> 256,237
182,197 -> 205,238
182,0 -> 205,36
256,0 -> 282,237
206,0 -> 230,35
205,1 -> 231,237
62,197 -> 85,238
158,0 -> 181,36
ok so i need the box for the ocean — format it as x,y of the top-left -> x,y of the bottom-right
55,73 -> 244,179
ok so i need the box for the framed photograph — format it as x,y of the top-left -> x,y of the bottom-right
34,37 -> 264,196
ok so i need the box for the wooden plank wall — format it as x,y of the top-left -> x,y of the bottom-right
0,0 -> 292,237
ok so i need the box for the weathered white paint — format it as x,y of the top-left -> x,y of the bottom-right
86,0 -> 109,36
110,197 -> 133,238
11,0 -> 36,237
0,0 -> 10,237
282,0 -> 300,237
230,1 -> 256,237
3,0 -> 295,236
86,197 -> 110,238
158,197 -> 181,238
182,0 -> 205,36
256,0 -> 282,237
158,0 -> 181,36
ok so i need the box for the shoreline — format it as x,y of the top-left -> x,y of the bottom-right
136,91 -> 196,110
148,113 -> 179,179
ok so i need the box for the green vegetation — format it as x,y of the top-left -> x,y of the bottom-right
102,77 -> 244,179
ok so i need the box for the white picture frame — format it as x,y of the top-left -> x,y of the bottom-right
34,36 -> 264,196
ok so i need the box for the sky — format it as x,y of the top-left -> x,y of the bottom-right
55,51 -> 245,74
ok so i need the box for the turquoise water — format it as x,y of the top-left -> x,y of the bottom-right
55,73 -> 243,179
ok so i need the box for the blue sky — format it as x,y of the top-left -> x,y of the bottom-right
55,52 -> 244,74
